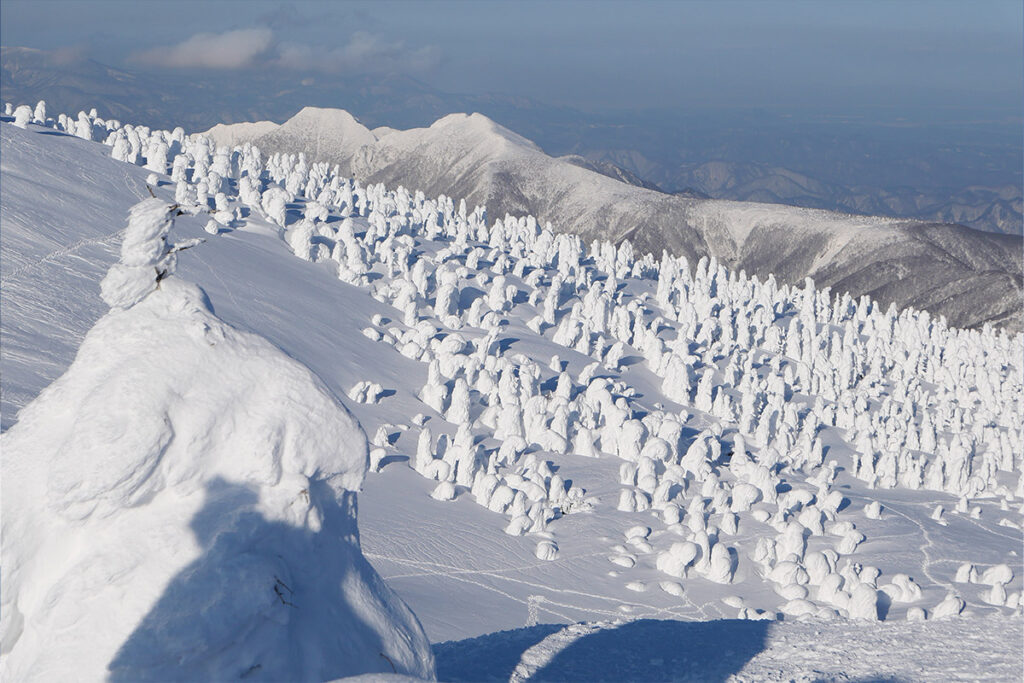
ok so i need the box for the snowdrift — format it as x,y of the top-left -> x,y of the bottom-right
0,199 -> 434,681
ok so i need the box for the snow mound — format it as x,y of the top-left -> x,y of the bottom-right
1,201 -> 434,681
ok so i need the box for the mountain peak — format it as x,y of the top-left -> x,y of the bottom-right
242,106 -> 377,167
287,106 -> 364,128
278,107 -> 375,142
430,112 -> 542,152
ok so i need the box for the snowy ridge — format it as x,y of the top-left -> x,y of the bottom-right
1,192 -> 433,679
202,106 -> 1024,332
203,119 -> 278,148
2,102 -> 1023,677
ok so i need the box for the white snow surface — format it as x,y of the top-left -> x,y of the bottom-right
203,119 -> 279,147
213,106 -> 378,175
2,110 -> 1023,680
434,615 -> 1023,681
1,118 -> 149,426
1,199 -> 433,677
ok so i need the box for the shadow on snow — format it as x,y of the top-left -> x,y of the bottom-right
107,477 -> 411,682
435,618 -> 771,682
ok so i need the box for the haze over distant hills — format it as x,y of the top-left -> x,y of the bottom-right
207,107 -> 1022,332
3,46 -> 1020,235
570,112 -> 1023,236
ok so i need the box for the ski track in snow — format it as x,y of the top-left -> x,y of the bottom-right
191,250 -> 256,331
368,552 -> 581,624
883,502 -> 955,593
0,170 -> 146,285
0,229 -> 124,285
366,550 -> 708,622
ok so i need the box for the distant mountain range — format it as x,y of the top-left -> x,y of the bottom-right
208,107 -> 1022,331
597,156 -> 1023,236
3,45 -> 1020,235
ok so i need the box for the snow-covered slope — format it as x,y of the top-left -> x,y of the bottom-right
3,107 -> 1023,680
0,116 -> 149,424
206,107 -> 1023,332
557,153 -> 663,191
1,195 -> 434,680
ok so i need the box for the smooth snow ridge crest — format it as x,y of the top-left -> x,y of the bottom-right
204,119 -> 279,148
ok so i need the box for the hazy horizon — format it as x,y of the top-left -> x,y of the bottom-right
2,0 -> 1021,120
3,0 -> 1021,234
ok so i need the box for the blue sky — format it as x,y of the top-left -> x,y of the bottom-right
2,0 -> 1021,115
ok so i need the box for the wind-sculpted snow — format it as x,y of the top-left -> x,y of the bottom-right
206,106 -> 1023,332
0,117 -> 156,428
0,191 -> 434,679
2,105 -> 1022,677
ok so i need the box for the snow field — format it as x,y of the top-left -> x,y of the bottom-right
2,118 -> 435,678
2,104 -> 1022,674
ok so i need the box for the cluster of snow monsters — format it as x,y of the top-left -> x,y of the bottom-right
8,102 -> 1022,622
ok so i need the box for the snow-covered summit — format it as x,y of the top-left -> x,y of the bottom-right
279,105 -> 378,148
208,106 -> 377,177
427,112 -> 545,153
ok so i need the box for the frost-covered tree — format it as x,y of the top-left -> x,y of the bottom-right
75,111 -> 93,141
261,186 -> 290,227
12,105 -> 32,129
100,199 -> 202,310
32,100 -> 46,125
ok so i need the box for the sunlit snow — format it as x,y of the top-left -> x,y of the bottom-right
1,103 -> 1021,681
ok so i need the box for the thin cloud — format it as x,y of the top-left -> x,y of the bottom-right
132,28 -> 274,69
276,32 -> 441,75
129,27 -> 439,76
